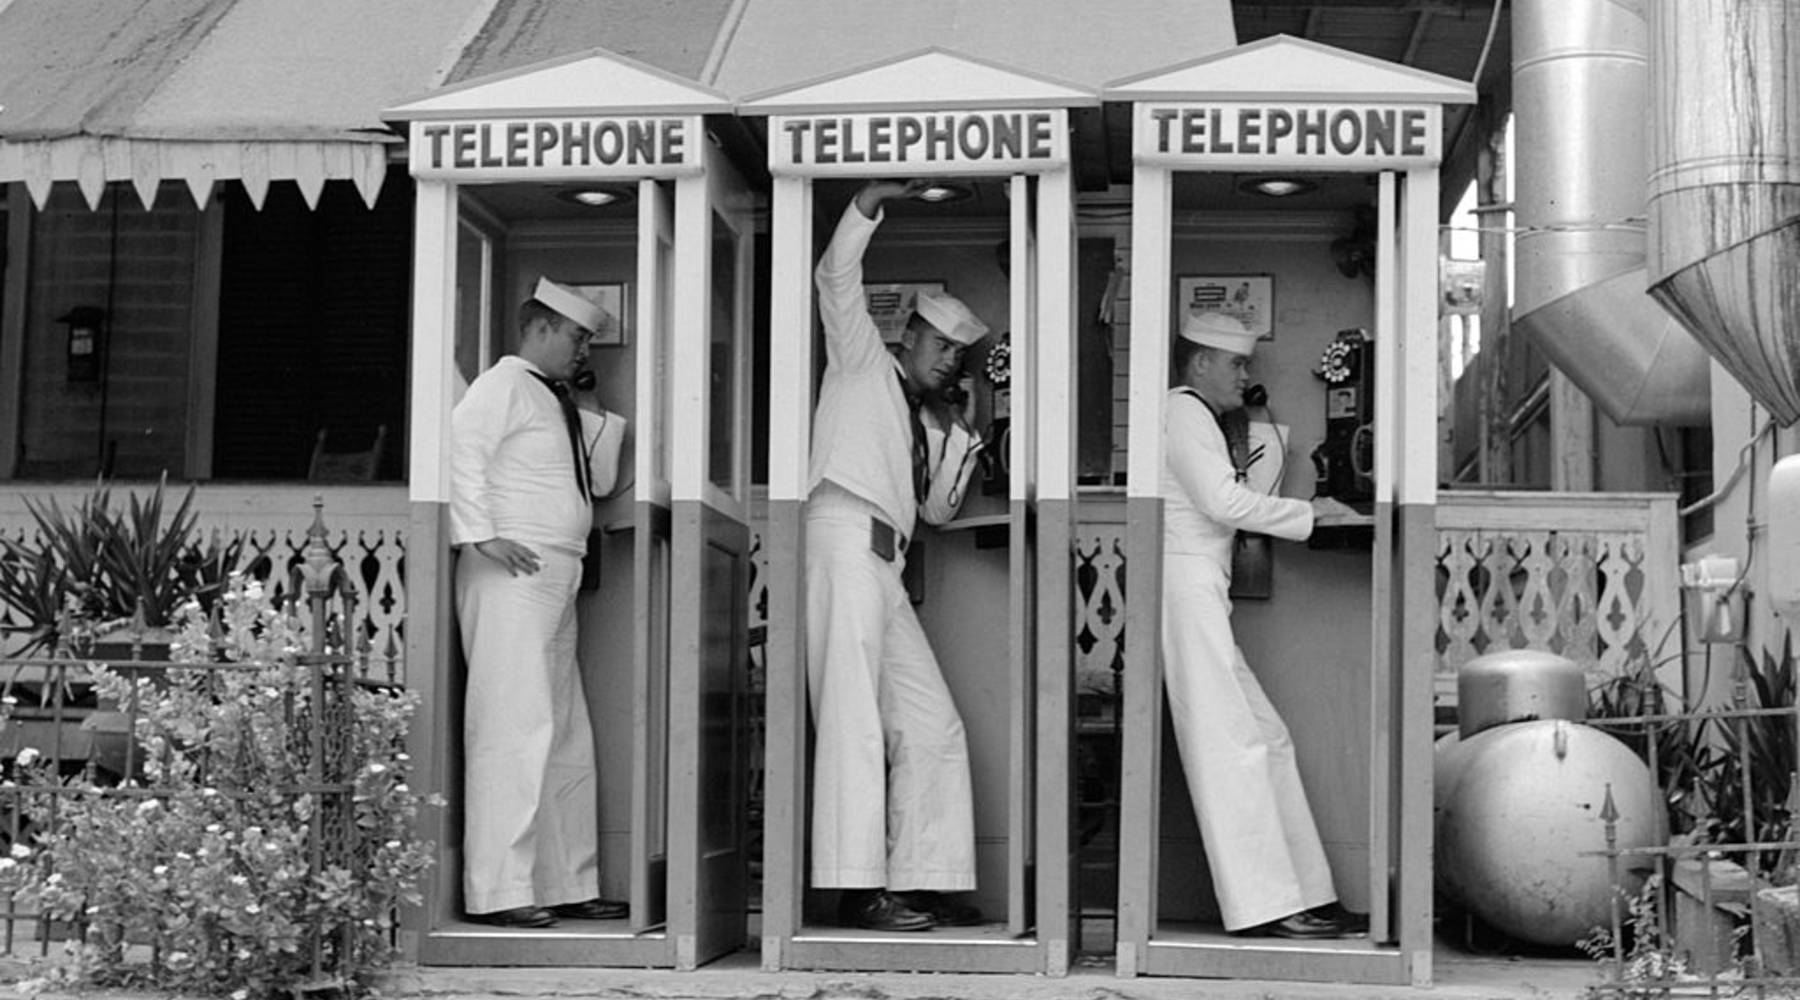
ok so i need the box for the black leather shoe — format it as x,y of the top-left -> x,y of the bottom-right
893,890 -> 983,927
467,905 -> 557,928
1231,911 -> 1350,939
549,898 -> 629,920
838,889 -> 934,931
1308,902 -> 1369,935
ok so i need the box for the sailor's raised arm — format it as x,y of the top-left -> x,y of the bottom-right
813,180 -> 928,372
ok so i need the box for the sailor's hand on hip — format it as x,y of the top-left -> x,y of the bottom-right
474,537 -> 541,576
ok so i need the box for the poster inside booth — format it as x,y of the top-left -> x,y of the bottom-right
748,48 -> 1087,975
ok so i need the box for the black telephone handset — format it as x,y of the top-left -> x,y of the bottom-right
572,369 -> 597,392
939,381 -> 968,408
1244,383 -> 1269,408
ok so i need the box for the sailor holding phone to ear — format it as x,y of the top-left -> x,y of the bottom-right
450,277 -> 628,929
804,179 -> 989,932
1161,310 -> 1362,940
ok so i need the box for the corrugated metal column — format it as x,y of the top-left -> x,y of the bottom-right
404,177 -> 459,949
1034,165 -> 1077,976
761,173 -> 814,970
1396,166 -> 1440,988
1115,160 -> 1172,979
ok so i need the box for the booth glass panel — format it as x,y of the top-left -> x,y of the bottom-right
708,210 -> 739,495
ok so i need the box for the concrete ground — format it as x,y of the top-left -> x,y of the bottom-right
371,947 -> 1600,1000
0,934 -> 1602,999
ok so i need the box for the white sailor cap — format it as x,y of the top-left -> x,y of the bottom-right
912,288 -> 990,346
1180,310 -> 1260,356
532,276 -> 609,334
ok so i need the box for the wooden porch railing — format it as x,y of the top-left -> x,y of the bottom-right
1435,490 -> 1682,699
0,483 -> 408,683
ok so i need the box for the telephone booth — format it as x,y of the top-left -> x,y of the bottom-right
388,49 -> 756,968
746,50 -> 1086,974
1104,38 -> 1472,985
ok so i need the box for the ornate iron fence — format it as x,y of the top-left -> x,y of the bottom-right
1586,640 -> 1800,998
0,500 -> 388,988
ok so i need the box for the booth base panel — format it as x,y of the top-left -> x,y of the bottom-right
1137,924 -> 1406,984
422,921 -> 673,967
774,925 -> 1043,973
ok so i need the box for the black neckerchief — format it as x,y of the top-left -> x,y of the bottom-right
1175,387 -> 1249,483
528,371 -> 591,501
899,371 -> 929,504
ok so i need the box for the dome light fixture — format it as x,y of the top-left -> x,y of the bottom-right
557,185 -> 637,208
1239,176 -> 1319,198
912,182 -> 973,205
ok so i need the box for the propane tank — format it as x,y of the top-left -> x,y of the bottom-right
1436,720 -> 1664,946
1772,454 -> 1800,621
1457,649 -> 1586,739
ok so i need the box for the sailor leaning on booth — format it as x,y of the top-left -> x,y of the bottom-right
450,278 -> 629,929
805,179 -> 988,933
1160,310 -> 1364,940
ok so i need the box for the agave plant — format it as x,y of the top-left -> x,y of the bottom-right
0,478 -> 241,655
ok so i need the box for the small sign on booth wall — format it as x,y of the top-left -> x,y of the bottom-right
1178,275 -> 1274,340
569,282 -> 629,346
865,281 -> 945,344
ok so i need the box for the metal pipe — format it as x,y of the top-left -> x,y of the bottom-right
1511,0 -> 1711,426
1647,0 -> 1800,426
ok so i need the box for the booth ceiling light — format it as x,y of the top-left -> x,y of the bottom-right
558,186 -> 636,208
1240,176 -> 1319,198
913,183 -> 973,204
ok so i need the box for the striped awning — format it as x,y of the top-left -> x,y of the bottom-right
0,0 -> 495,210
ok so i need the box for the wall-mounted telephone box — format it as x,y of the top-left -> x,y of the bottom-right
1313,327 -> 1375,505
59,306 -> 106,383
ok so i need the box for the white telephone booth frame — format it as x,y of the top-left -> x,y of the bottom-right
743,48 -> 1090,974
388,48 -> 753,969
1103,36 -> 1473,987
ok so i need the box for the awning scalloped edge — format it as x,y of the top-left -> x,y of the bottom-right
0,137 -> 388,211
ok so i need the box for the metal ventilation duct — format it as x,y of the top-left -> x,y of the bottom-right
1512,0 -> 1711,426
1647,0 -> 1800,427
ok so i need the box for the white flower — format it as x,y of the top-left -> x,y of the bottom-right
230,875 -> 248,887
45,873 -> 61,885
9,843 -> 29,859
14,747 -> 38,767
384,839 -> 401,850
136,799 -> 160,813
246,903 -> 262,914
206,823 -> 223,834
152,865 -> 168,876
0,858 -> 16,871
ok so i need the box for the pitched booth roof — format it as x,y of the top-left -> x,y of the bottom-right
709,0 -> 1237,94
737,48 -> 1098,115
386,47 -> 733,121
1104,34 -> 1477,103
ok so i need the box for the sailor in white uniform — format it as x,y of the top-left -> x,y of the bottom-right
1160,310 -> 1359,939
451,278 -> 628,928
806,180 -> 989,932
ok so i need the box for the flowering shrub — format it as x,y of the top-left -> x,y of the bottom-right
14,575 -> 439,998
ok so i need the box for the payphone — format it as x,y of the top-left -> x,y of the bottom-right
1310,327 -> 1375,507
